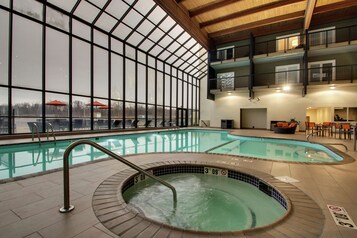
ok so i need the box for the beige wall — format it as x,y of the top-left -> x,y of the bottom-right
200,80 -> 357,130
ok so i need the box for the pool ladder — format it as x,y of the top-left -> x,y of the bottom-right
59,139 -> 177,213
30,122 -> 57,144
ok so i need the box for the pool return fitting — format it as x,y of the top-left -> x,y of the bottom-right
59,139 -> 177,213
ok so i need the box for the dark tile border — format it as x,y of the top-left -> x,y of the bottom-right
93,159 -> 325,237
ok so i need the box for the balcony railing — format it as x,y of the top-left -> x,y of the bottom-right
209,64 -> 357,91
255,34 -> 306,56
209,25 -> 357,64
210,45 -> 250,63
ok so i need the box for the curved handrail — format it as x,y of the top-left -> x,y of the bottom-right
323,143 -> 348,152
306,130 -> 322,141
31,123 -> 41,143
59,139 -> 177,213
46,122 -> 57,142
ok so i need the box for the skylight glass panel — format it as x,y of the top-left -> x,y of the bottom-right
149,45 -> 163,56
139,39 -> 155,52
148,28 -> 165,42
74,1 -> 100,24
169,25 -> 184,39
127,32 -> 144,46
122,9 -> 142,29
174,59 -> 184,68
177,32 -> 191,45
106,0 -> 129,19
184,38 -> 196,50
159,51 -> 171,61
159,17 -> 176,32
158,36 -> 173,49
136,20 -> 155,36
124,0 -> 136,5
47,0 -> 77,13
176,47 -> 187,58
167,42 -> 180,53
87,0 -> 107,9
147,7 -> 166,25
166,55 -> 177,65
133,0 -> 155,16
112,23 -> 132,40
95,12 -> 117,32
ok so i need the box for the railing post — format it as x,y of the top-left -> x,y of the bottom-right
354,127 -> 356,151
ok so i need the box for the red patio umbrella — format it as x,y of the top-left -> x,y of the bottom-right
98,105 -> 111,109
85,101 -> 106,107
46,100 -> 67,106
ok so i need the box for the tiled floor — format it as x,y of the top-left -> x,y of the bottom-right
0,129 -> 357,238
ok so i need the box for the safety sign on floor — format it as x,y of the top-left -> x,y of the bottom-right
327,204 -> 357,229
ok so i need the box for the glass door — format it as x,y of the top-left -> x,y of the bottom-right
177,108 -> 188,127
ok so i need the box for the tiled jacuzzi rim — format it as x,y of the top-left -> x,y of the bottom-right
92,160 -> 325,237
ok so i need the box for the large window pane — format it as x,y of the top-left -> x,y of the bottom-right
125,102 -> 135,128
178,80 -> 183,107
172,77 -> 177,107
137,64 -> 146,103
111,100 -> 123,129
14,0 -> 43,21
46,28 -> 69,92
137,102 -> 146,127
94,47 -> 108,97
72,39 -> 90,95
46,7 -> 69,31
157,71 -> 163,105
72,95 -> 91,130
12,89 -> 42,133
164,74 -> 170,107
12,16 -> 42,89
148,68 -> 155,104
0,87 -> 8,134
72,19 -> 90,41
125,59 -> 135,102
0,10 -> 8,85
93,98 -> 108,130
45,93 -> 69,131
111,53 -> 123,100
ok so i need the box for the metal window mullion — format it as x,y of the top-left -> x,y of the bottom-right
154,59 -> 157,127
176,42 -> 199,69
91,0 -> 111,25
8,0 -> 13,134
90,27 -> 94,130
162,63 -> 166,124
42,2 -> 47,133
145,54 -> 148,127
156,23 -> 179,58
169,65 -> 172,123
134,49 -> 138,128
137,14 -> 168,49
69,16 -> 73,131
108,36 -> 111,129
123,44 -> 126,129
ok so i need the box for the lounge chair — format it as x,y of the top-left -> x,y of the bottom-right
112,119 -> 122,128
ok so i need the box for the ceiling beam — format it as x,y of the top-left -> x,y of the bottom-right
209,11 -> 305,39
153,0 -> 212,49
213,19 -> 304,45
189,0 -> 240,17
311,5 -> 357,27
304,0 -> 316,31
314,0 -> 357,14
200,0 -> 305,28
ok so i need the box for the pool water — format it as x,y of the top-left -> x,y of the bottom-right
0,130 -> 343,180
123,173 -> 286,231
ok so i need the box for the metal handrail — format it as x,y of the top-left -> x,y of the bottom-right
46,122 -> 56,142
323,143 -> 348,152
30,123 -> 41,143
59,139 -> 177,213
306,130 -> 322,141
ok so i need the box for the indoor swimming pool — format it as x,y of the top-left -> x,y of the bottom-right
0,129 -> 343,180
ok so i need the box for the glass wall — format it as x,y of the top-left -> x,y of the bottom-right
0,1 -> 202,135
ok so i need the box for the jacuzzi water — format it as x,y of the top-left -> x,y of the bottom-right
123,173 -> 287,231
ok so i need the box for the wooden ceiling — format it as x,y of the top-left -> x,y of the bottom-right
153,0 -> 357,49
